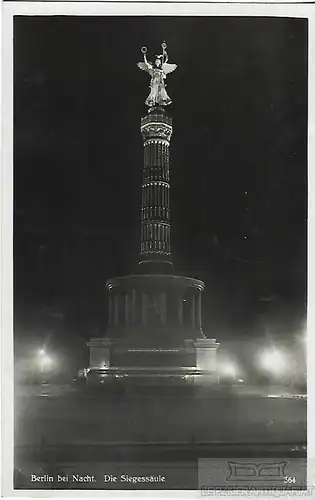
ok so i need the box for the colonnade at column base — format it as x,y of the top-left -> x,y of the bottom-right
87,273 -> 219,386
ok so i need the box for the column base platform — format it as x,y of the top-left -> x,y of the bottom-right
86,336 -> 219,388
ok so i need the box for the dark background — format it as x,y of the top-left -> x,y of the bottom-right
14,16 -> 307,371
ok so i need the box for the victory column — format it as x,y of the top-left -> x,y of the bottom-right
87,43 -> 219,387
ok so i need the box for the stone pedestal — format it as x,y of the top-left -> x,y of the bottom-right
194,338 -> 220,385
87,338 -> 112,369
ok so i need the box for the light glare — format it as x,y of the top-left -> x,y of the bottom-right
259,348 -> 287,375
220,361 -> 237,378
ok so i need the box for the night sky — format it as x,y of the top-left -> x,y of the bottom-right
14,16 -> 307,367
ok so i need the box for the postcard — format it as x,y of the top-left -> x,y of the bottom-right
1,2 -> 313,497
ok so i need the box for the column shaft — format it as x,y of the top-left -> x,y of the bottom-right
114,295 -> 119,326
131,289 -> 136,323
141,293 -> 148,325
140,114 -> 172,263
191,294 -> 196,329
197,292 -> 202,328
108,296 -> 112,325
125,293 -> 129,325
178,295 -> 183,325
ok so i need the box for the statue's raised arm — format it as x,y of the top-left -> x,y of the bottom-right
137,46 -> 153,75
161,42 -> 177,76
137,42 -> 177,107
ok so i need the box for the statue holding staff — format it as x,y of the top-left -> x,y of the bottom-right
137,42 -> 177,107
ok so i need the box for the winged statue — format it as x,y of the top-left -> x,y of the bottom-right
137,42 -> 177,107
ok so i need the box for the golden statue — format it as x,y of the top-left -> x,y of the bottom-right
137,42 -> 177,107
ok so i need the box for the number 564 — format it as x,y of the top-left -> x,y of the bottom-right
284,477 -> 296,484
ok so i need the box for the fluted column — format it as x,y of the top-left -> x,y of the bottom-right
191,294 -> 196,329
108,296 -> 112,325
141,293 -> 148,325
197,292 -> 202,329
178,294 -> 183,325
125,293 -> 129,325
131,288 -> 136,324
114,295 -> 119,326
161,293 -> 167,325
135,290 -> 142,325
140,110 -> 173,265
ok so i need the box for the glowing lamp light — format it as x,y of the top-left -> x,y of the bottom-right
37,349 -> 53,372
300,332 -> 307,346
40,354 -> 52,369
258,348 -> 288,376
220,361 -> 238,378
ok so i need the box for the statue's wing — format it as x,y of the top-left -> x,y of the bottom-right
162,62 -> 177,75
137,61 -> 152,74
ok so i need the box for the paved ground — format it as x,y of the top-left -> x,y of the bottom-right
15,387 -> 306,446
13,386 -> 307,490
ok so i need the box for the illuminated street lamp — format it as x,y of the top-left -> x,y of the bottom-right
221,363 -> 237,378
37,348 -> 53,383
219,360 -> 239,382
258,347 -> 288,377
